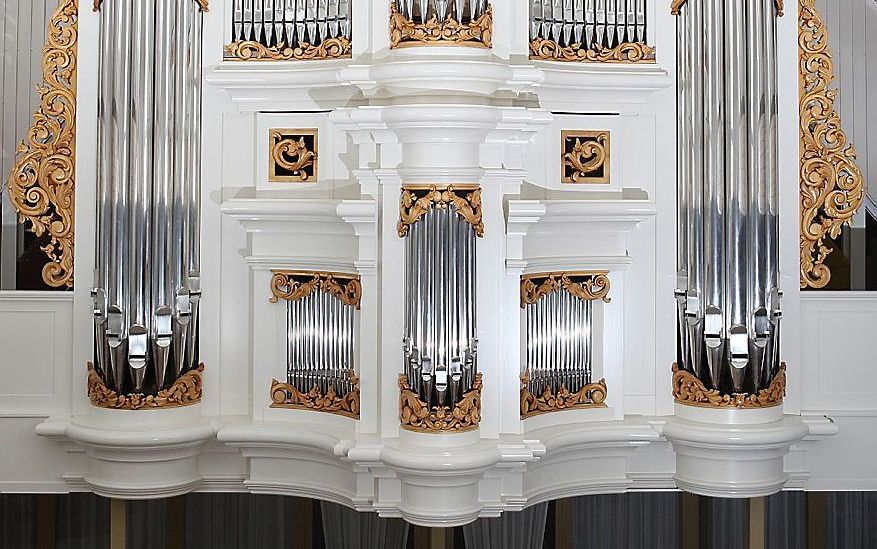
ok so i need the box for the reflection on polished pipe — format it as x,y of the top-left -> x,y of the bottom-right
675,0 -> 781,395
397,0 -> 487,25
401,186 -> 481,408
93,0 -> 204,395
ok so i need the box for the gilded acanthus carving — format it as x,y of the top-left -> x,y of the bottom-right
389,2 -> 492,49
270,271 -> 362,309
270,372 -> 360,419
223,37 -> 352,61
671,363 -> 786,409
520,370 -> 607,419
798,0 -> 865,289
520,272 -> 611,307
562,131 -> 610,184
399,374 -> 482,432
87,363 -> 204,410
270,129 -> 317,182
529,38 -> 655,64
6,0 -> 77,288
397,185 -> 484,238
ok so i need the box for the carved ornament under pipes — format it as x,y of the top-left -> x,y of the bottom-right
269,129 -> 318,182
529,39 -> 655,64
562,131 -> 610,184
270,373 -> 361,419
798,0 -> 865,289
671,363 -> 786,409
397,185 -> 484,238
270,270 -> 362,309
87,363 -> 204,410
520,272 -> 611,307
399,374 -> 482,432
389,2 -> 492,49
6,0 -> 77,288
223,37 -> 352,61
520,370 -> 607,419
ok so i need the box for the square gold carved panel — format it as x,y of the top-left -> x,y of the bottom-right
561,130 -> 610,184
269,128 -> 318,183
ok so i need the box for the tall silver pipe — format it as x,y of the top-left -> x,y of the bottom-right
674,0 -> 781,395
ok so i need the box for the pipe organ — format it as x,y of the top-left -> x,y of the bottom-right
529,0 -> 648,51
674,0 -> 782,396
400,186 -> 482,415
395,0 -> 489,27
229,0 -> 351,51
92,0 -> 204,396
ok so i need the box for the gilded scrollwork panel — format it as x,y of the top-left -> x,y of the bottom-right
269,129 -> 318,183
671,363 -> 785,409
399,373 -> 482,432
561,131 -> 610,184
270,373 -> 361,419
87,363 -> 204,410
223,37 -> 352,61
6,0 -> 78,288
529,39 -> 655,64
397,184 -> 484,238
389,2 -> 492,49
520,271 -> 611,307
269,270 -> 362,309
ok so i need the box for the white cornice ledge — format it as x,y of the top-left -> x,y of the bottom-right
221,197 -> 350,234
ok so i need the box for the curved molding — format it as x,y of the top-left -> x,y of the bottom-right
6,0 -> 77,288
799,0 -> 865,289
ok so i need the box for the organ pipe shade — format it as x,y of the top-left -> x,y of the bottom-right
92,0 -> 204,395
401,188 -> 480,409
675,0 -> 781,395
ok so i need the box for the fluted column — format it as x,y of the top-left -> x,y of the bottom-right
674,0 -> 782,396
92,0 -> 205,397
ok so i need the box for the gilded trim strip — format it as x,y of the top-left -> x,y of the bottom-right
389,2 -> 492,49
269,128 -> 318,183
87,363 -> 204,410
270,372 -> 360,419
529,38 -> 655,64
672,363 -> 786,408
799,0 -> 865,289
562,130 -> 610,184
399,373 -> 482,432
520,271 -> 611,307
6,0 -> 78,288
223,37 -> 352,61
397,185 -> 484,238
270,270 -> 362,309
520,370 -> 607,419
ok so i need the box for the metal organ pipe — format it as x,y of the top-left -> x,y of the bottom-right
675,0 -> 782,395
93,0 -> 205,394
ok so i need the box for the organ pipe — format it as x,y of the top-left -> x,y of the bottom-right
675,0 -> 781,395
93,0 -> 204,395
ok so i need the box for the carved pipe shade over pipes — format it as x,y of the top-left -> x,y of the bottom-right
674,0 -> 782,395
92,0 -> 205,396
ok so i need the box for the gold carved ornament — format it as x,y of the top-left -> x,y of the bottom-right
397,185 -> 484,238
270,130 -> 317,182
798,0 -> 865,289
87,363 -> 204,410
562,132 -> 610,183
520,370 -> 607,419
270,371 -> 360,419
671,363 -> 786,409
223,37 -> 352,61
670,0 -> 783,16
269,271 -> 362,309
389,2 -> 492,49
399,374 -> 482,432
6,0 -> 78,288
520,272 -> 611,307
529,38 -> 655,64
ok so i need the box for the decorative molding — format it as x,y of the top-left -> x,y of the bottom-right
389,2 -> 492,49
6,0 -> 77,288
670,0 -> 782,16
399,374 -> 482,432
561,130 -> 610,184
671,363 -> 786,409
269,270 -> 362,309
520,271 -> 611,307
520,370 -> 607,419
86,363 -> 204,410
270,372 -> 360,419
397,185 -> 484,238
798,0 -> 865,289
269,129 -> 317,182
223,37 -> 352,61
529,38 -> 655,64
